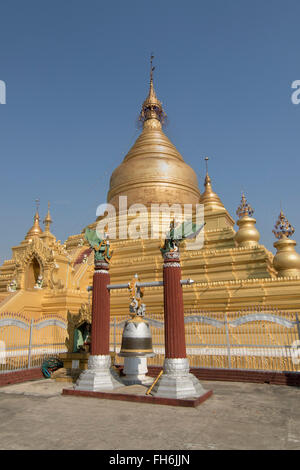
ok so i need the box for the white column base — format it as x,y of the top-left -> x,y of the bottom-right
74,355 -> 124,392
151,358 -> 207,399
122,356 -> 153,385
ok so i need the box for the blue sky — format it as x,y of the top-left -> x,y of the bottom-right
0,0 -> 299,263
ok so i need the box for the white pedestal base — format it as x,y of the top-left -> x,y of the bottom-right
122,356 -> 153,385
151,358 -> 207,399
74,355 -> 124,392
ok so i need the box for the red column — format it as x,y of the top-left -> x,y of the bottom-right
163,253 -> 187,359
90,261 -> 110,356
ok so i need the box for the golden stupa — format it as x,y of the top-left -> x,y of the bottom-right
1,58 -> 300,327
108,61 -> 200,209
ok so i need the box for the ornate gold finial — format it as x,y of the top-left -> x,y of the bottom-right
273,210 -> 300,277
234,193 -> 260,247
236,193 -> 254,219
25,198 -> 43,239
273,210 -> 295,239
43,201 -> 53,232
139,55 -> 167,126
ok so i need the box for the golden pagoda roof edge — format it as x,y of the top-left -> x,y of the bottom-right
193,276 -> 300,288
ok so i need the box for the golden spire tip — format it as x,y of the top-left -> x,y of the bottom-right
273,210 -> 295,239
35,198 -> 40,215
204,157 -> 211,186
43,200 -> 53,229
150,53 -> 155,84
236,193 -> 254,219
204,156 -> 209,174
139,55 -> 166,126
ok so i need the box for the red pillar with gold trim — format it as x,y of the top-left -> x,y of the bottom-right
75,240 -> 123,391
90,260 -> 110,356
151,250 -> 209,399
163,252 -> 186,359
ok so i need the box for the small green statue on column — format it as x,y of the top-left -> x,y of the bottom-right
160,220 -> 205,256
85,228 -> 113,263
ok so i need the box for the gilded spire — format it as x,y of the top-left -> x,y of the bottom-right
236,193 -> 254,219
25,199 -> 43,240
107,59 -> 200,210
139,54 -> 167,127
43,201 -> 53,233
273,210 -> 300,277
200,157 -> 225,211
204,157 -> 211,186
235,193 -> 260,247
273,210 -> 295,239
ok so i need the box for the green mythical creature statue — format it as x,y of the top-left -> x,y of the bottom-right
160,219 -> 206,256
85,228 -> 113,263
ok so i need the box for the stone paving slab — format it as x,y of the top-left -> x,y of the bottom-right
110,384 -> 150,395
0,378 -> 299,450
0,378 -> 73,397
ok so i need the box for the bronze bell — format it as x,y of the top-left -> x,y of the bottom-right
119,315 -> 155,358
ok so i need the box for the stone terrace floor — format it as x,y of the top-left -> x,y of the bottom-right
0,378 -> 299,450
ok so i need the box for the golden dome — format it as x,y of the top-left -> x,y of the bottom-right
107,61 -> 200,209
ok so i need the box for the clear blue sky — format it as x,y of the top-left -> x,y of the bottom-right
0,0 -> 299,264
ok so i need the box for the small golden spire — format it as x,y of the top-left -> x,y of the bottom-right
273,210 -> 295,240
200,158 -> 225,211
25,199 -> 43,240
139,54 -> 167,126
273,209 -> 300,277
235,193 -> 260,247
43,201 -> 53,233
236,193 -> 254,219
204,157 -> 211,186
